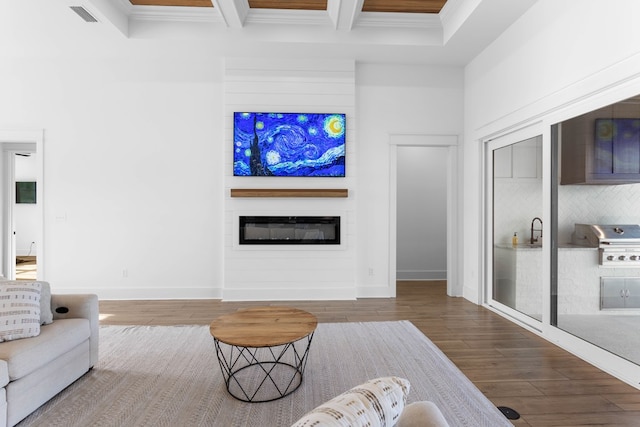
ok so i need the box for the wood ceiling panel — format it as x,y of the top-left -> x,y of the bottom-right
128,0 -> 448,13
247,0 -> 327,10
130,0 -> 213,7
362,0 -> 447,14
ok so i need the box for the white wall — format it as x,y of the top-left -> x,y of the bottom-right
0,52 -> 225,298
356,64 -> 464,296
223,58 -> 357,300
0,43 -> 463,299
397,146 -> 447,280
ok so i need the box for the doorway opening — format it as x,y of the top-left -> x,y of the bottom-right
0,130 -> 44,281
397,146 -> 447,281
14,152 -> 38,280
389,134 -> 459,297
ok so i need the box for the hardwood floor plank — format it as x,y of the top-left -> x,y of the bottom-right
523,411 -> 640,427
603,392 -> 640,411
530,379 -> 639,396
477,380 -> 545,397
494,395 -> 621,415
554,366 -> 620,381
463,366 -> 570,382
98,281 -> 640,426
445,347 -> 505,359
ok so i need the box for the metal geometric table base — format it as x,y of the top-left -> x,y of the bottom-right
213,332 -> 315,402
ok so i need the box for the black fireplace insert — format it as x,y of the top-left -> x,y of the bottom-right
239,216 -> 340,245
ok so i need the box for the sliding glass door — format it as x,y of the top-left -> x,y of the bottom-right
551,95 -> 640,367
487,132 -> 544,323
484,96 -> 640,386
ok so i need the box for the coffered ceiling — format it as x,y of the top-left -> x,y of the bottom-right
1,0 -> 538,65
128,0 -> 449,14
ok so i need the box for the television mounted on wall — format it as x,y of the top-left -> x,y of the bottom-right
233,112 -> 346,177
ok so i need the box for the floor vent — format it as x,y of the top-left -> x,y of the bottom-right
497,406 -> 520,420
70,6 -> 98,23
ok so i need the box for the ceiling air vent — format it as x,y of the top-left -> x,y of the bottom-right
70,6 -> 98,23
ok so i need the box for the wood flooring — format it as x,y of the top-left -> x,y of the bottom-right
15,256 -> 37,281
99,280 -> 640,426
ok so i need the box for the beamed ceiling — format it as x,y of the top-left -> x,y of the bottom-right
128,0 -> 449,14
2,1 -> 537,66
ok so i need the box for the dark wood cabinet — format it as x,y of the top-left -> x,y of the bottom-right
561,104 -> 640,184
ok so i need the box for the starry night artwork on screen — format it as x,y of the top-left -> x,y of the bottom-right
233,112 -> 346,177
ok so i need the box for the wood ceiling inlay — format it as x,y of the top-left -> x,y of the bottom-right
362,0 -> 447,14
130,0 -> 213,6
128,0 -> 448,14
247,1 -> 327,10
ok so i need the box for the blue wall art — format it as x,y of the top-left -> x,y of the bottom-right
233,112 -> 346,177
594,118 -> 640,174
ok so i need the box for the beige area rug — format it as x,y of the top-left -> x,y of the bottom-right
18,321 -> 511,427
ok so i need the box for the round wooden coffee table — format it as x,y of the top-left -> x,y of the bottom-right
209,306 -> 318,402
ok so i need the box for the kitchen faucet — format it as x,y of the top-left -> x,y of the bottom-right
531,217 -> 543,244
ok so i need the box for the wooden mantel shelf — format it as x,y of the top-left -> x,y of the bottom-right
230,188 -> 348,198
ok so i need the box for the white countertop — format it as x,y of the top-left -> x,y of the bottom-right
495,243 -> 596,251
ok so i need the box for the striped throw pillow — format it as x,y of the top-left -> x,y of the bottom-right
291,376 -> 410,427
0,282 -> 41,342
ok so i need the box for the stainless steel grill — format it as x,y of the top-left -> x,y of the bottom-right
572,224 -> 640,267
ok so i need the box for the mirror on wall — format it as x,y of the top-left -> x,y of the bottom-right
552,94 -> 640,366
492,136 -> 543,321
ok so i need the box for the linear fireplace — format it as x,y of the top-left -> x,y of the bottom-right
239,216 -> 340,245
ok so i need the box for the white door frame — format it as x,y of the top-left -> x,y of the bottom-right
389,134 -> 460,296
0,130 -> 44,280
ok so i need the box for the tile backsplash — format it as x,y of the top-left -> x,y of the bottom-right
558,183 -> 640,243
494,179 -> 640,245
493,179 -> 542,245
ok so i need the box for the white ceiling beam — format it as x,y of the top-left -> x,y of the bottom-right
87,0 -> 129,37
327,0 -> 363,31
213,0 -> 249,28
439,0 -> 481,44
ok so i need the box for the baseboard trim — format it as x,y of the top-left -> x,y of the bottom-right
356,285 -> 396,298
397,270 -> 446,281
222,287 -> 357,301
61,288 -> 223,300
59,285 -> 394,301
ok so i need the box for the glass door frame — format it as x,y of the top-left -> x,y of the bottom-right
544,99 -> 640,388
483,121 -> 549,331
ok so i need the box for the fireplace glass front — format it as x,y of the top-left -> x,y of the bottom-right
239,216 -> 340,245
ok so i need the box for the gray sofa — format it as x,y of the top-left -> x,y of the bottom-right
0,288 -> 98,427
